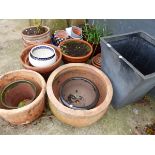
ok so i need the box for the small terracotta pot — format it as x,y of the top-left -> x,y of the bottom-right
47,63 -> 113,127
0,69 -> 46,125
21,26 -> 51,47
59,39 -> 93,63
20,44 -> 62,76
91,53 -> 101,69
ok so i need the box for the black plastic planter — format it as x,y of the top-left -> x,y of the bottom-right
100,31 -> 155,108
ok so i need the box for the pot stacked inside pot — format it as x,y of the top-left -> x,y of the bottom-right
28,45 -> 57,68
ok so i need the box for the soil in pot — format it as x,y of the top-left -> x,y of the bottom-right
60,41 -> 91,57
1,80 -> 37,109
23,26 -> 47,35
59,77 -> 99,110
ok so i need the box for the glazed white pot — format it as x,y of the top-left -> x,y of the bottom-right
29,45 -> 56,67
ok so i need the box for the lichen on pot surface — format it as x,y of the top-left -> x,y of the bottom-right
47,63 -> 113,127
0,69 -> 46,125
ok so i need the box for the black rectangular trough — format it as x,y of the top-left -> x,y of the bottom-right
100,31 -> 155,108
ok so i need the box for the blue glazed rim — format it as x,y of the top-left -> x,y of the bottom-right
30,45 -> 56,61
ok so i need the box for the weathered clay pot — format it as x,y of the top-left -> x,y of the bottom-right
47,63 -> 113,127
0,69 -> 46,125
59,39 -> 93,63
20,44 -> 62,76
21,26 -> 51,47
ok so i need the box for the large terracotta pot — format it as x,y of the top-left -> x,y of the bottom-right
0,69 -> 46,125
21,26 -> 51,47
47,63 -> 113,127
59,39 -> 93,63
20,44 -> 62,77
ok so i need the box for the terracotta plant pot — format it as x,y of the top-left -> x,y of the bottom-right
91,53 -> 101,69
47,63 -> 113,127
59,39 -> 93,63
20,44 -> 62,76
21,26 -> 51,47
0,69 -> 46,125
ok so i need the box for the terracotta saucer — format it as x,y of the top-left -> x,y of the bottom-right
91,53 -> 101,69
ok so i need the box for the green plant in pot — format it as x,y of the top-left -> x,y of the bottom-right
82,23 -> 112,57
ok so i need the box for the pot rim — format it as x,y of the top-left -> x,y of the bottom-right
47,63 -> 113,117
0,69 -> 46,113
20,43 -> 62,71
21,26 -> 50,38
59,39 -> 93,59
